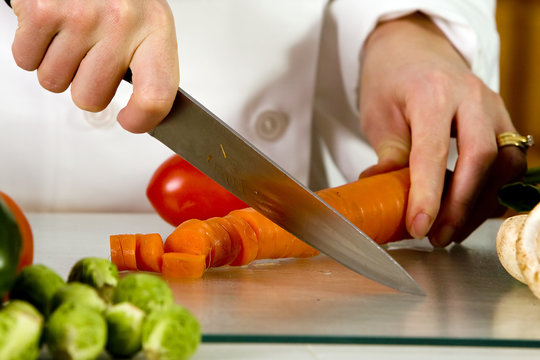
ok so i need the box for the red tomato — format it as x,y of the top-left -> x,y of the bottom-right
146,155 -> 248,226
0,191 -> 34,271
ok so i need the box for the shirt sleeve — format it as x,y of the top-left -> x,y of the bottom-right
329,0 -> 499,114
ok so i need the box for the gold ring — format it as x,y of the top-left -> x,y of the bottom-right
496,132 -> 534,152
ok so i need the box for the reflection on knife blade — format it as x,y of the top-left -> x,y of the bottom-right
149,87 -> 424,296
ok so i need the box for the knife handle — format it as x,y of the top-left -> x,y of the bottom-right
3,0 -> 134,84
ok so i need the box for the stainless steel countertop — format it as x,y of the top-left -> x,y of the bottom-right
28,213 -> 540,358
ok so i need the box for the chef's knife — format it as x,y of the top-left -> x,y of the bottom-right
4,0 -> 423,295
148,86 -> 423,295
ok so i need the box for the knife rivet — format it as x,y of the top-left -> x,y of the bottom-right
255,110 -> 289,141
83,103 -> 118,129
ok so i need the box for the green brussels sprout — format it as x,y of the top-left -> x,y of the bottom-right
45,302 -> 107,360
9,264 -> 65,316
142,304 -> 201,360
0,300 -> 44,360
105,302 -> 146,358
68,257 -> 119,302
113,273 -> 173,314
50,282 -> 107,314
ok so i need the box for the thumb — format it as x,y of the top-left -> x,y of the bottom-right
117,28 -> 179,133
359,137 -> 411,178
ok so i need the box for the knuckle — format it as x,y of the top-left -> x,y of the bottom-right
105,0 -> 137,28
442,209 -> 468,230
500,147 -> 528,179
466,141 -> 498,167
25,0 -> 59,26
64,3 -> 98,34
136,90 -> 174,117
411,137 -> 448,164
462,74 -> 498,106
419,70 -> 453,105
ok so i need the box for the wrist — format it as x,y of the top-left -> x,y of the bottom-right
364,11 -> 468,68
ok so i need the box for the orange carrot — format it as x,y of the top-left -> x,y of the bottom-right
222,214 -> 258,266
112,168 -> 411,279
110,234 -> 137,271
135,233 -> 164,273
163,168 -> 411,274
110,235 -> 127,271
163,219 -> 212,257
162,252 -> 206,279
317,167 -> 410,244
204,217 -> 237,267
230,208 -> 318,260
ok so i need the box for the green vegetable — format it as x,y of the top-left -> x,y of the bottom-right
68,257 -> 119,302
0,197 -> 22,299
498,182 -> 540,212
9,264 -> 65,316
50,282 -> 107,314
113,273 -> 174,313
0,300 -> 44,360
45,302 -> 107,360
142,304 -> 201,360
105,302 -> 146,358
498,166 -> 540,212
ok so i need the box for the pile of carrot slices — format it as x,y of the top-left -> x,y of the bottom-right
110,168 -> 411,279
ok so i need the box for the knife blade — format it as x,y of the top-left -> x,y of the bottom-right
148,87 -> 424,296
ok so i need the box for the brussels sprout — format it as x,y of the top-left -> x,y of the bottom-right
68,257 -> 119,302
0,300 -> 44,360
113,273 -> 173,314
50,282 -> 107,314
9,264 -> 65,316
45,302 -> 107,360
105,302 -> 146,358
142,304 -> 201,360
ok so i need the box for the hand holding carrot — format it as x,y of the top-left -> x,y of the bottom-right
359,12 -> 527,247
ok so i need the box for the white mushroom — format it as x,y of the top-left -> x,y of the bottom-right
497,202 -> 540,300
496,214 -> 527,284
516,203 -> 540,299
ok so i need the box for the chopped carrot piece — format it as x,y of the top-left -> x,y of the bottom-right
111,234 -> 137,271
136,233 -> 164,273
110,235 -> 127,271
205,217 -> 235,267
230,208 -> 317,260
161,252 -> 206,279
164,219 -> 212,257
224,213 -> 258,266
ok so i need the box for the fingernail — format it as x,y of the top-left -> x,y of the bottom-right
432,225 -> 455,247
411,212 -> 432,239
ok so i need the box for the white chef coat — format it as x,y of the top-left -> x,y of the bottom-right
0,0 -> 499,212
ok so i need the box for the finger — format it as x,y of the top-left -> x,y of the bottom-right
406,91 -> 455,239
70,37 -> 127,112
36,30 -> 93,93
428,101 -> 498,247
359,97 -> 412,178
11,0 -> 61,71
117,30 -> 179,133
447,145 -> 527,244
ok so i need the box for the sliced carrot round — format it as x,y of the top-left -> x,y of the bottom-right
162,252 -> 206,279
136,233 -> 164,273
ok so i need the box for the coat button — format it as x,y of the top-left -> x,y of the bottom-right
255,110 -> 289,141
83,103 -> 119,129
